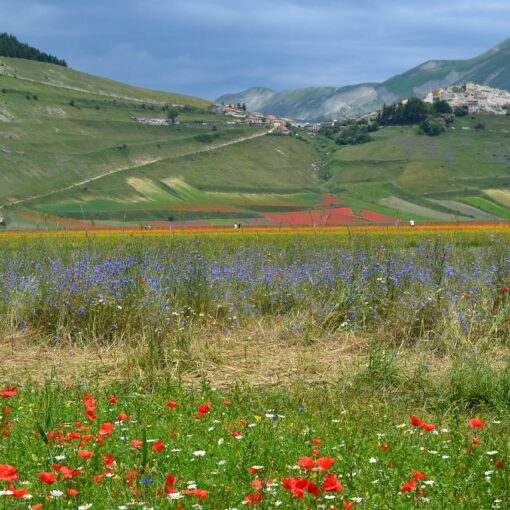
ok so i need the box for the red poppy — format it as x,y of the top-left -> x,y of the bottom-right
139,279 -> 147,285
0,387 -> 17,398
0,464 -> 18,481
380,443 -> 391,451
468,418 -> 487,428
343,502 -> 355,509
83,394 -> 97,421
98,422 -> 115,436
152,440 -> 164,452
102,454 -> 116,467
59,466 -> 82,479
297,456 -> 315,471
244,492 -> 264,504
131,439 -> 143,448
31,505 -> 44,510
223,401 -> 232,406
312,449 -> 321,455
315,457 -> 336,471
312,438 -> 323,445
411,470 -> 426,480
193,489 -> 208,498
198,402 -> 212,414
410,415 -> 424,427
107,396 -> 119,404
499,287 -> 509,294
78,450 -> 94,459
39,471 -> 57,485
251,479 -> 263,489
166,401 -> 179,408
422,423 -> 436,432
66,488 -> 79,496
249,466 -> 262,474
8,484 -> 28,498
323,473 -> 343,492
400,479 -> 416,492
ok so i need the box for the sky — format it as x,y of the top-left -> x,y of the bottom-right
1,0 -> 510,100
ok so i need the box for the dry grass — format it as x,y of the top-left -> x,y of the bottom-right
183,320 -> 369,388
0,330 -> 124,383
1,320 -> 508,394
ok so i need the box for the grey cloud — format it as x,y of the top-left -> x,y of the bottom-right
0,0 -> 509,99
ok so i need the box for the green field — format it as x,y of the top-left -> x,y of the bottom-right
2,57 -> 510,228
321,115 -> 510,221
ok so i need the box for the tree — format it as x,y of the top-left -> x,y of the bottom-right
433,100 -> 452,115
167,107 -> 179,125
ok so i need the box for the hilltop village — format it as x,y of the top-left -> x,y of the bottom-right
423,81 -> 510,115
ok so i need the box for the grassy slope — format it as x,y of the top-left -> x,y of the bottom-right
0,58 -> 322,226
321,114 -> 510,220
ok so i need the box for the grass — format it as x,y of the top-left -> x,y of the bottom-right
0,229 -> 510,507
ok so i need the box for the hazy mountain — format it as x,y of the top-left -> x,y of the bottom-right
217,38 -> 510,120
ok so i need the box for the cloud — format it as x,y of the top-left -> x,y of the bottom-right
0,0 -> 509,99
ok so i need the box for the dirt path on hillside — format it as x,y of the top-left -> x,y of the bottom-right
2,128 -> 273,209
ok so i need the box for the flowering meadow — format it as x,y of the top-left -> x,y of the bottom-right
1,228 -> 510,508
0,381 -> 509,509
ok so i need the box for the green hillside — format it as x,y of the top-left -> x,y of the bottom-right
320,114 -> 510,221
0,57 -> 323,228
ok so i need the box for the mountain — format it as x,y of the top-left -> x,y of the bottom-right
217,38 -> 510,121
0,33 -> 67,67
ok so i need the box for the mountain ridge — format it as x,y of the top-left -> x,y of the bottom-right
218,38 -> 510,120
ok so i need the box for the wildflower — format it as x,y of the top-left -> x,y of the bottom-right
98,422 -> 115,436
102,454 -> 116,467
400,479 -> 416,492
343,502 -> 356,509
166,401 -> 179,408
39,472 -> 57,485
0,464 -> 18,482
297,456 -> 315,471
0,387 -> 16,398
411,470 -> 426,480
244,492 -> 264,504
468,418 -> 487,428
380,443 -> 391,451
50,490 -> 63,497
152,440 -> 165,452
78,450 -> 94,459
67,488 -> 79,496
323,473 -> 343,492
130,439 -> 143,448
192,450 -> 206,457
315,457 -> 336,471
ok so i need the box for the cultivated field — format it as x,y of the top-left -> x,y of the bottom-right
1,227 -> 510,508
